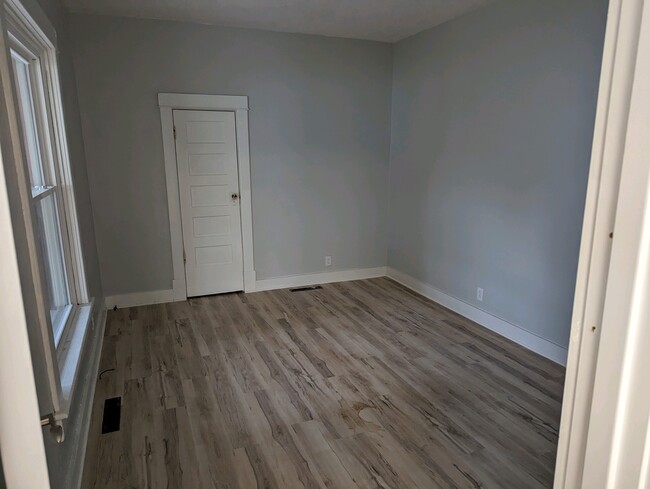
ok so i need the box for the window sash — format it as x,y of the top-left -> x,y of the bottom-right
9,30 -> 79,346
33,193 -> 71,342
10,48 -> 44,187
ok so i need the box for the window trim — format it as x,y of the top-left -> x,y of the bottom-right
4,0 -> 92,418
5,2 -> 88,308
10,38 -> 74,343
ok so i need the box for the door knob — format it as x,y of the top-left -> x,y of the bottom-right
231,192 -> 239,201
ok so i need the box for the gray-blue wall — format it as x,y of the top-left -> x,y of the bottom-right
69,15 -> 393,295
387,0 -> 607,349
66,0 -> 607,349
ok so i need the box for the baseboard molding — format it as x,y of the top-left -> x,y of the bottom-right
244,269 -> 257,293
386,267 -> 568,366
171,279 -> 186,302
105,289 -> 174,309
256,267 -> 388,292
104,267 -> 567,365
105,267 -> 384,308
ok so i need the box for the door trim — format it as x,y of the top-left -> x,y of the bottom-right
553,0 -> 648,486
158,93 -> 256,299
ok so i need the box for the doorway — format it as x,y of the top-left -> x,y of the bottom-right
159,94 -> 256,300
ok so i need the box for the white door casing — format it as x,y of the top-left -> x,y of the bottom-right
579,0 -> 650,485
159,93 -> 255,300
174,109 -> 244,297
553,0 -> 634,483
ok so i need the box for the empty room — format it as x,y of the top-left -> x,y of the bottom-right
2,0 -> 650,488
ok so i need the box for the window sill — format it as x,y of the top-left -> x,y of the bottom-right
56,301 -> 93,405
52,303 -> 74,347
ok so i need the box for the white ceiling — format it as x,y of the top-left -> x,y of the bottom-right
61,0 -> 493,43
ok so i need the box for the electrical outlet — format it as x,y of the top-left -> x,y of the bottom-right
477,287 -> 484,302
325,256 -> 332,267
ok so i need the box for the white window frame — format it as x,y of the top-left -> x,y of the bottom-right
3,0 -> 92,423
10,32 -> 75,344
6,4 -> 87,306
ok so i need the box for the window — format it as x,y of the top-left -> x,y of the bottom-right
2,0 -> 93,432
6,0 -> 90,361
10,40 -> 74,344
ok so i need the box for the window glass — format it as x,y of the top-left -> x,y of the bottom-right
34,193 -> 70,340
11,50 -> 45,189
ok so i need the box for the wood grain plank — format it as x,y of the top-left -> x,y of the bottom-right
82,278 -> 564,489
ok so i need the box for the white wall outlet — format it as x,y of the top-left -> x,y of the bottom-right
477,287 -> 484,302
325,256 -> 332,267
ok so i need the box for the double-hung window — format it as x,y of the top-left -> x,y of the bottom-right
5,0 -> 92,424
10,38 -> 76,343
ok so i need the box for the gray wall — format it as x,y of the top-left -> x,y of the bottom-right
68,15 -> 393,295
64,0 -> 606,348
388,0 -> 607,348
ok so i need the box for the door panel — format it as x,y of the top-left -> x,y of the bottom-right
173,110 -> 243,297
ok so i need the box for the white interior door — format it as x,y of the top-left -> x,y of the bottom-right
173,110 -> 244,297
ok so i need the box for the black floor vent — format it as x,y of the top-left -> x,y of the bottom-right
101,397 -> 121,434
289,285 -> 323,292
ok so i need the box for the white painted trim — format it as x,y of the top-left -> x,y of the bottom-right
255,267 -> 387,292
387,267 -> 568,365
244,269 -> 257,293
105,268 -> 385,307
68,301 -> 106,489
57,301 -> 93,407
158,92 -> 248,111
235,108 -> 256,293
159,105 -> 186,301
4,0 -> 55,46
553,0 -> 647,486
43,34 -> 89,304
158,92 -> 256,299
113,267 -> 569,368
105,289 -> 174,309
580,2 -> 650,485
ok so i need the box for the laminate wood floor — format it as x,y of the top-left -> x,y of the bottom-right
82,278 -> 565,489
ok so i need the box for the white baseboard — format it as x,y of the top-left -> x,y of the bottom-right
104,267 -> 567,366
244,269 -> 257,293
386,267 -> 568,366
104,267 -> 384,308
171,279 -> 186,302
255,266 -> 388,292
105,289 -> 174,309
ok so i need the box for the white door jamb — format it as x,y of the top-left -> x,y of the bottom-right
553,0 -> 648,486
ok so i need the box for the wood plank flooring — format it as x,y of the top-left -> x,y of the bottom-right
82,278 -> 565,489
